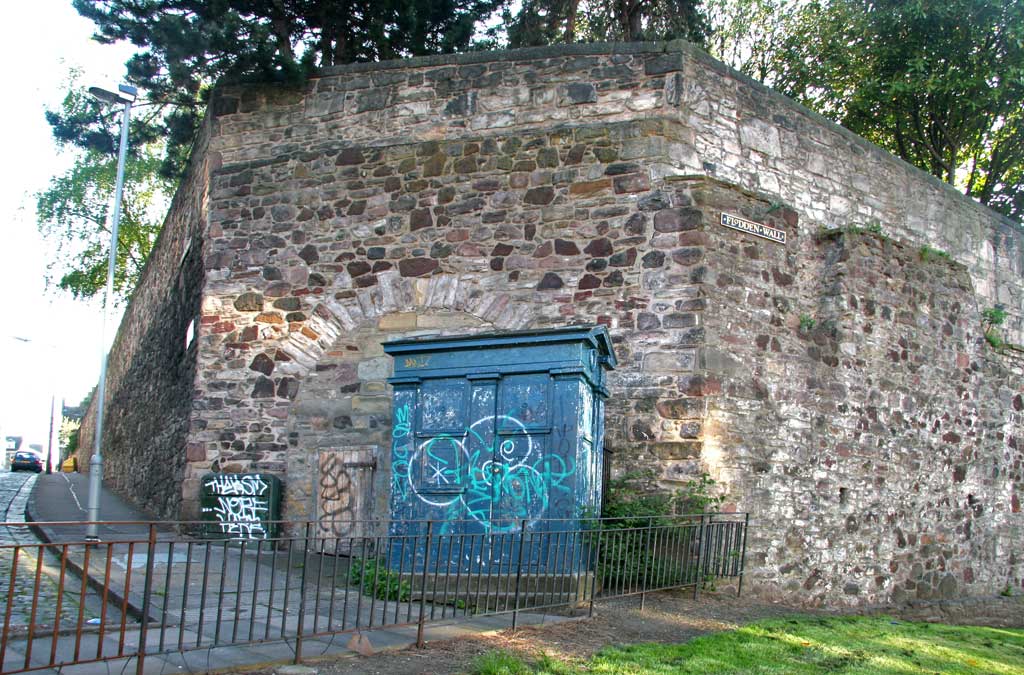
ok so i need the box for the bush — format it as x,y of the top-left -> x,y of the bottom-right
596,472 -> 725,589
347,557 -> 411,602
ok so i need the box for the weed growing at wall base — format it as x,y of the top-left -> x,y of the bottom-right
596,472 -> 726,589
347,557 -> 411,602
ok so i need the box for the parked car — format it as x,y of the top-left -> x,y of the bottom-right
11,451 -> 43,473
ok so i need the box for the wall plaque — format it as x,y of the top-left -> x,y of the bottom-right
720,212 -> 786,244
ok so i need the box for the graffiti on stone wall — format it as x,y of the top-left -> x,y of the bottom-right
200,473 -> 280,539
391,403 -> 575,533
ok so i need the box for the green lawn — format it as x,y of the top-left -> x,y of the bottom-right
471,616 -> 1024,675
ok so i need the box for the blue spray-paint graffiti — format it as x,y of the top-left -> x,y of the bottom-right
390,405 -> 576,533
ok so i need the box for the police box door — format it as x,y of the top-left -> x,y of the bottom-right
391,370 -> 568,532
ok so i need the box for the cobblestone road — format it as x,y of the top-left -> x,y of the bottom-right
0,471 -> 95,631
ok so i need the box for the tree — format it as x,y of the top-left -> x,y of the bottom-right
704,0 -> 806,87
37,80 -> 173,303
58,0 -> 507,180
708,0 -> 1024,220
508,0 -> 708,47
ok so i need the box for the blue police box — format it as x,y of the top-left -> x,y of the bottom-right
383,325 -> 617,571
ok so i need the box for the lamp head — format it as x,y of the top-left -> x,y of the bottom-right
88,84 -> 137,105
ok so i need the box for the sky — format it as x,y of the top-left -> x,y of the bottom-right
0,1 -> 137,457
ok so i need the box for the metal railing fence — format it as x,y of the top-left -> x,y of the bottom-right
0,513 -> 748,674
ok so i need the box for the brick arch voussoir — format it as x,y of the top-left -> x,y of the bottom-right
276,271 -> 534,384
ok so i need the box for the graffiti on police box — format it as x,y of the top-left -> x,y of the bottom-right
391,403 -> 576,534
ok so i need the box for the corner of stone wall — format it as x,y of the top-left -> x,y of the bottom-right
76,118 -> 213,522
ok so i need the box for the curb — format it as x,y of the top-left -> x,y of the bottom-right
24,483 -> 151,623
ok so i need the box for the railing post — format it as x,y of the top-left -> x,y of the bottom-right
588,520 -> 603,618
737,513 -> 749,597
294,522 -> 312,664
136,524 -> 157,675
693,514 -> 706,600
511,519 -> 528,630
640,521 -> 652,612
416,521 -> 434,649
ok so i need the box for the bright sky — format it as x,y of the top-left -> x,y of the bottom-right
0,1 -> 137,454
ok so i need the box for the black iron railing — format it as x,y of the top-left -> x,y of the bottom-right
0,514 -> 748,674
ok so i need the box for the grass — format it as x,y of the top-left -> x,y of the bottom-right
467,616 -> 1024,675
471,650 -> 534,675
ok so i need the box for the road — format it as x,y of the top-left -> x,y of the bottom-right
0,470 -> 36,544
0,470 -> 93,631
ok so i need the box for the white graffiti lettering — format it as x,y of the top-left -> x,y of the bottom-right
202,495 -> 269,538
202,474 -> 269,496
202,474 -> 274,539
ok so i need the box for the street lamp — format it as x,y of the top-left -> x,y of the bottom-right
85,83 -> 137,541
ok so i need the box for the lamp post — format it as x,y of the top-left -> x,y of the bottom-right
85,83 -> 137,541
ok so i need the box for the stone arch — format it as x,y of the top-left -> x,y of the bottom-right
274,271 -> 535,382
278,271 -> 540,524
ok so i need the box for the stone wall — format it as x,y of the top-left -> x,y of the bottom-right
189,116 -> 684,517
87,41 -> 1022,604
685,177 -> 1023,605
207,41 -> 1024,345
77,123 -> 211,520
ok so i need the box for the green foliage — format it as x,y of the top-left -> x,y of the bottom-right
983,305 -> 1009,349
533,653 -> 574,675
347,557 -> 411,602
841,222 -> 886,238
983,306 -> 1008,328
799,314 -> 816,332
733,0 -> 1024,221
471,650 -> 532,675
59,388 -> 92,462
602,471 -> 724,523
60,424 -> 80,463
458,618 -> 1024,673
985,330 -> 1005,350
919,245 -> 952,263
469,651 -> 571,675
1001,583 -> 1014,597
507,0 -> 708,47
37,75 -> 172,303
706,0 -> 807,86
598,472 -> 725,589
586,616 -> 1024,674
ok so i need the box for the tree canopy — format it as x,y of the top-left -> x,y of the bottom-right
37,78 -> 173,303
507,0 -> 708,47
59,0 -> 507,179
708,0 -> 1024,220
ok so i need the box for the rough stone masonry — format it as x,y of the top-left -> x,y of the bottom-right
77,41 -> 1023,607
